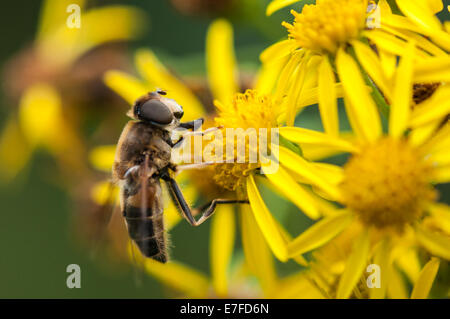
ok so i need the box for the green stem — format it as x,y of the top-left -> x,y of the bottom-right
362,71 -> 390,119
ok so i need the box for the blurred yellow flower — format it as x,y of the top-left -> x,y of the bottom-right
0,0 -> 145,182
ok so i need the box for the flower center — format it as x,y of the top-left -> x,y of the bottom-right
212,89 -> 278,192
282,0 -> 368,54
340,137 -> 436,231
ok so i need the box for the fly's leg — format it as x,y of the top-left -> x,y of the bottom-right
164,176 -> 248,226
178,118 -> 204,130
181,126 -> 223,138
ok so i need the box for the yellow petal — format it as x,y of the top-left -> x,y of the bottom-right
409,121 -> 440,148
428,203 -> 450,234
336,48 -> 381,142
336,229 -> 370,299
40,6 -> 146,66
311,162 -> 345,186
396,0 -> 442,31
410,257 -> 440,299
419,120 -> 450,153
90,181 -> 119,205
379,50 -> 397,81
410,86 -> 450,128
240,205 -> 276,293
300,142 -> 348,161
266,0 -> 303,16
293,82 -> 345,113
89,145 -> 116,172
387,266 -> 409,299
351,40 -> 392,101
396,0 -> 450,51
143,259 -> 210,297
135,49 -> 204,121
254,55 -> 289,96
263,162 -> 320,220
370,239 -> 391,299
273,51 -> 304,105
415,224 -> 450,260
247,174 -> 288,261
269,271 -> 324,298
430,150 -> 450,167
18,84 -> 63,147
394,246 -> 422,283
285,55 -> 308,126
37,0 -> 86,40
381,24 -> 447,57
414,56 -> 450,83
433,166 -> 450,183
103,70 -> 148,105
389,41 -> 415,138
260,39 -> 296,64
279,127 -> 359,153
0,116 -> 32,182
318,56 -> 339,136
210,204 -> 235,297
277,146 -> 341,202
425,0 -> 443,14
363,30 -> 428,58
288,211 -> 354,257
378,0 -> 392,15
206,19 -> 238,104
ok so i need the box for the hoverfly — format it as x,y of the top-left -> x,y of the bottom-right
113,90 -> 247,263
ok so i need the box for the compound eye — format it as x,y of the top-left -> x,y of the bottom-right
139,100 -> 173,124
173,110 -> 184,119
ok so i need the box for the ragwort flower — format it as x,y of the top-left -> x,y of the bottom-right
275,44 -> 450,298
261,0 -> 450,131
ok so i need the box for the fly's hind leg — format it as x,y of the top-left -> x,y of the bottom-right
164,176 -> 248,226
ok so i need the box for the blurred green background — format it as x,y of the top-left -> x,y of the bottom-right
0,0 -> 448,298
0,0 -> 302,298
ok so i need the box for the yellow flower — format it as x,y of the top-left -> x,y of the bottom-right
303,223 -> 443,298
209,86 -> 350,266
276,44 -> 450,298
282,0 -> 367,54
0,0 -> 145,181
261,0 -> 450,129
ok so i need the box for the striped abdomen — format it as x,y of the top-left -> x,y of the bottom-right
122,181 -> 168,263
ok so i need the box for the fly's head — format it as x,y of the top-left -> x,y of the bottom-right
128,90 -> 184,130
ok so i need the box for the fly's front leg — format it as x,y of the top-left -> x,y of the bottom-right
178,118 -> 204,130
181,126 -> 223,137
165,177 -> 249,226
169,118 -> 203,148
178,118 -> 222,136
